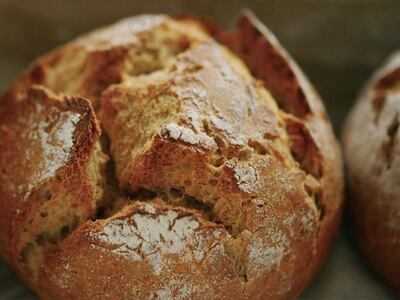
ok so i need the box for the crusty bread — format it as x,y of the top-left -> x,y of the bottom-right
344,52 -> 400,293
0,86 -> 108,287
0,12 -> 343,300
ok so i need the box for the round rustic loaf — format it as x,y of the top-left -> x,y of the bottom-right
0,11 -> 343,300
344,52 -> 400,293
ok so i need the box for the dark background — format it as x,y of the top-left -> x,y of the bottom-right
0,1 -> 399,299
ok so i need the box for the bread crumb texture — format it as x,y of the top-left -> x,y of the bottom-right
0,13 -> 343,300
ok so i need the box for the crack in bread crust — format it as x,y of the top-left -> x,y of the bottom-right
0,12 -> 343,300
0,86 -> 106,283
95,15 -> 328,300
204,11 -> 328,214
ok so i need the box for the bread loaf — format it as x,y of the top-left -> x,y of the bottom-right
344,52 -> 400,293
0,11 -> 343,300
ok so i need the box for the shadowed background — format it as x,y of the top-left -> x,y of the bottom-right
0,0 -> 399,299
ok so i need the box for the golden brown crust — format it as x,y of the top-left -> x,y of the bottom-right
4,15 -> 201,111
0,86 -> 106,283
40,201 -> 243,300
343,52 -> 400,293
0,12 -> 343,300
207,10 -> 343,291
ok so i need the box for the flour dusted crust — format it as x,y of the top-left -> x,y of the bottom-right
344,52 -> 400,293
0,12 -> 343,300
0,86 -> 107,286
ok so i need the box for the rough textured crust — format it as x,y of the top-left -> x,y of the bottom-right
209,11 -> 343,278
0,86 -> 107,285
0,12 -> 343,300
343,52 -> 400,293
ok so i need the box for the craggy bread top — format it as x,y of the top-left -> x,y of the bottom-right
0,12 -> 343,300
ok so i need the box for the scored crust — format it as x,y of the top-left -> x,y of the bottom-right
0,86 -> 107,285
209,12 -> 343,274
4,15 -> 207,111
41,201 -> 243,300
343,52 -> 400,292
0,12 -> 343,300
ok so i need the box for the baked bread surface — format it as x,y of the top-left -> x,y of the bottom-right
344,52 -> 400,293
0,12 -> 343,300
